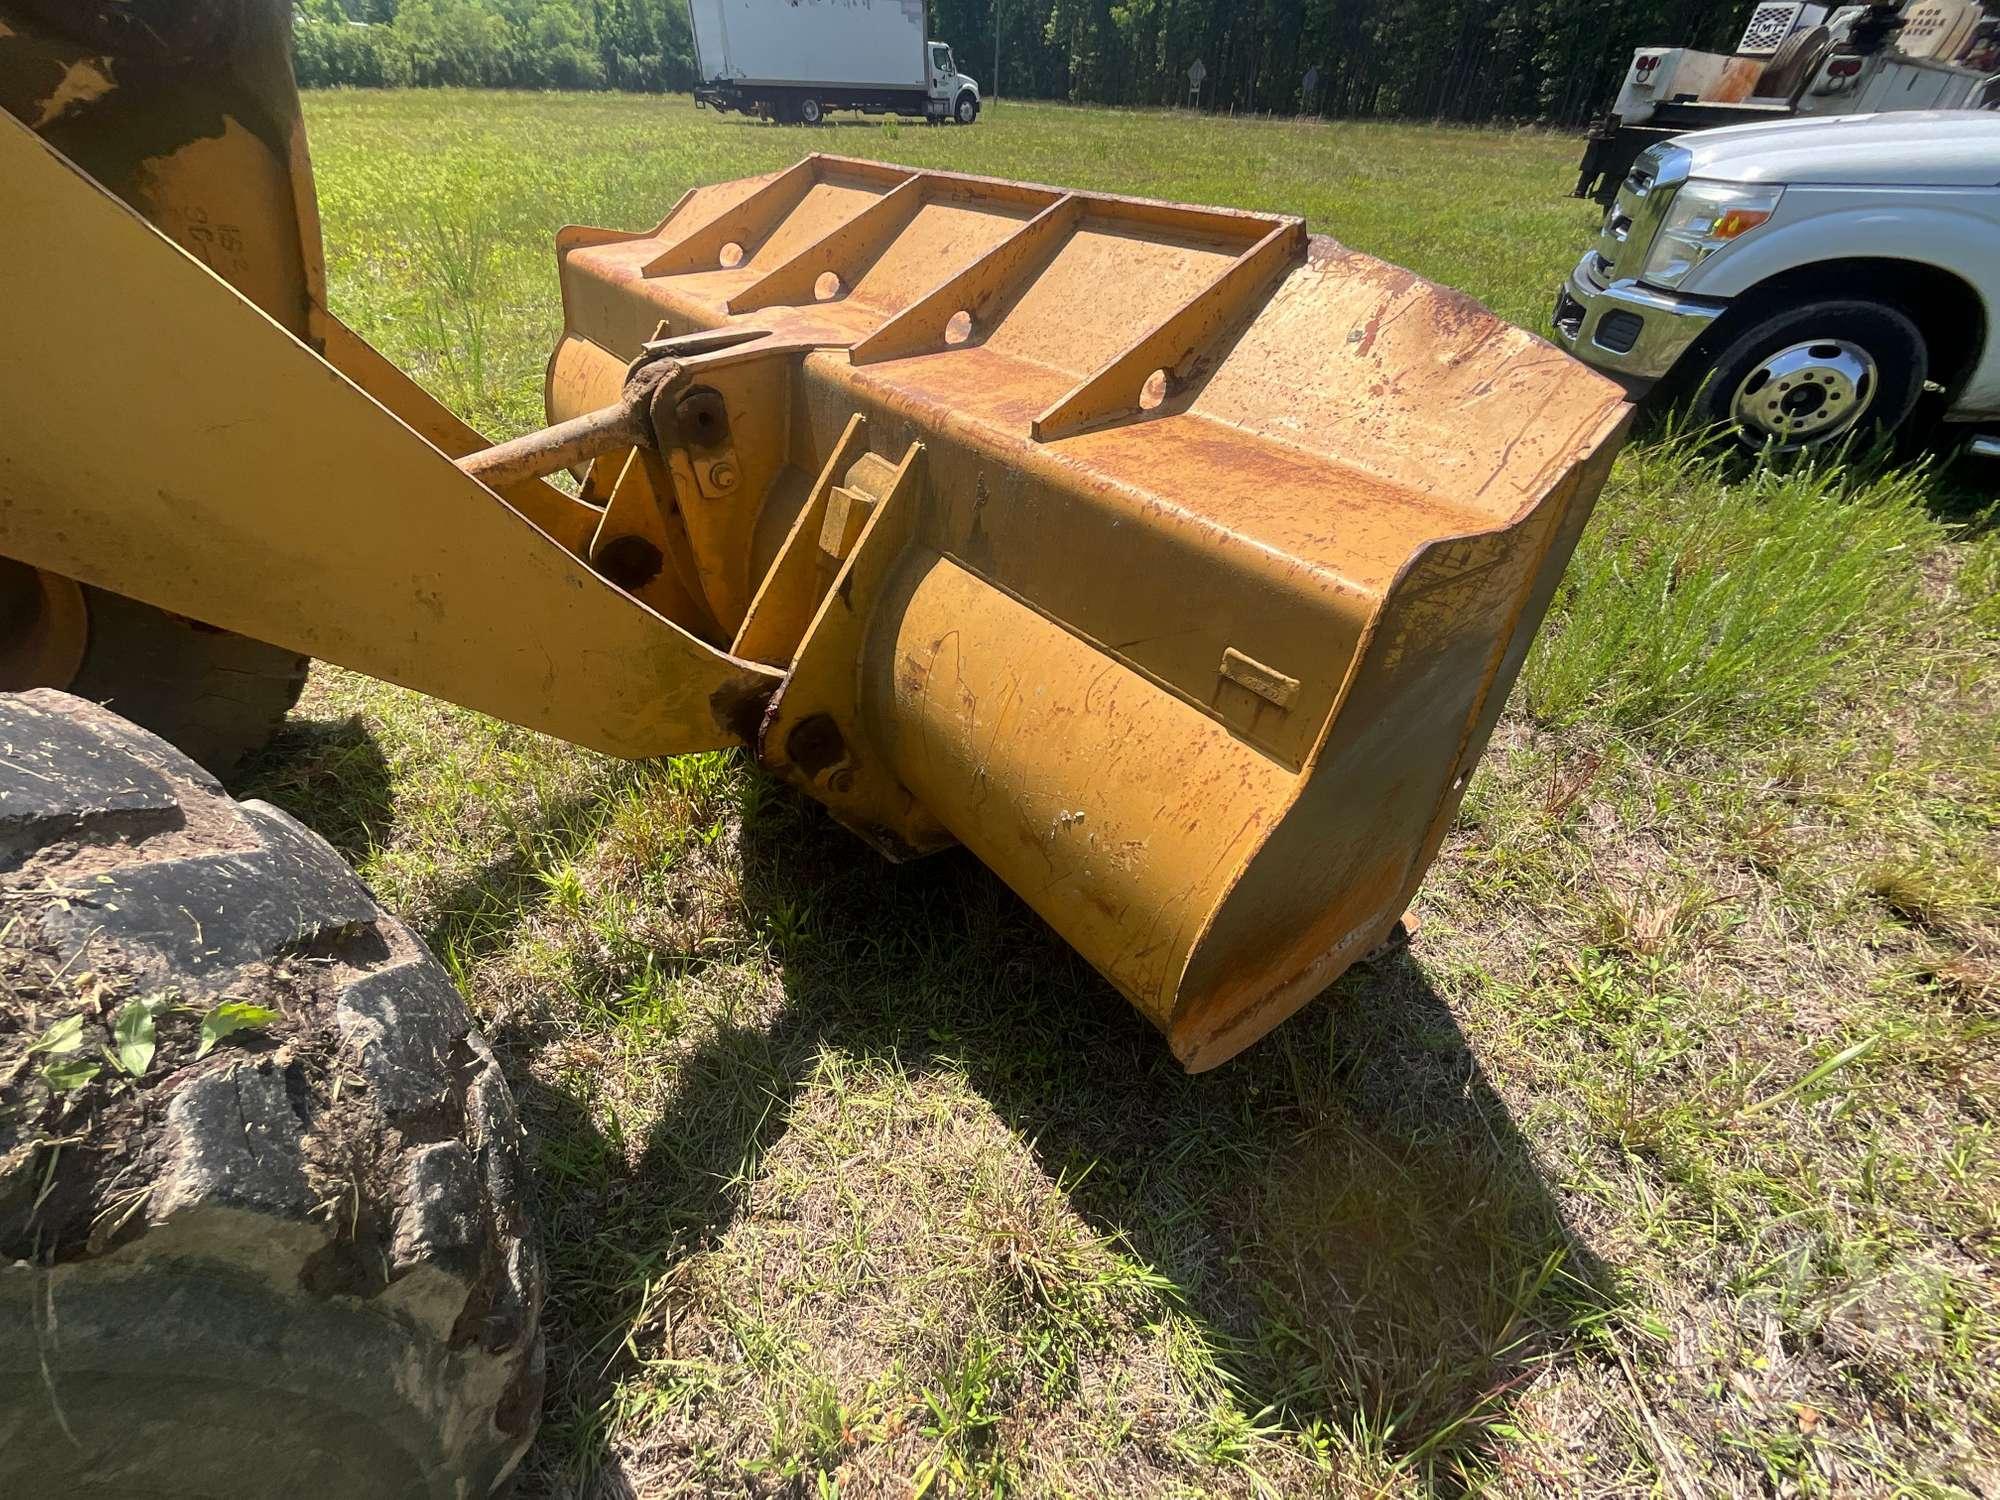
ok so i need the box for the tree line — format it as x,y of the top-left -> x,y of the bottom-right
294,0 -> 1751,126
294,0 -> 697,91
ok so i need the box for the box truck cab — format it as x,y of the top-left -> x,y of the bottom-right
689,0 -> 981,126
927,42 -> 980,122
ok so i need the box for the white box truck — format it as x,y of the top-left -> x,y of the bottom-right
688,0 -> 982,125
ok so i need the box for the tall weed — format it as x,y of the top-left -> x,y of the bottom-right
411,205 -> 496,417
1524,440 -> 1945,745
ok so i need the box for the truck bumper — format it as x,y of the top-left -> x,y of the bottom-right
1551,252 -> 1726,400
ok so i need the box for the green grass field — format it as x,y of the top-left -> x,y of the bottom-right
271,91 -> 1999,1496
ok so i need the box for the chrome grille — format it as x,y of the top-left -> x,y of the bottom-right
1591,143 -> 1690,283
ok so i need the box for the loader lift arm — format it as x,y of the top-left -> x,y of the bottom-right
0,114 -> 781,756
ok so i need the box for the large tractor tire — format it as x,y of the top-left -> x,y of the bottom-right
0,689 -> 542,1497
0,560 -> 308,775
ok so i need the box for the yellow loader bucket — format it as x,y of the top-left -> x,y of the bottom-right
547,158 -> 1630,1068
0,1 -> 1626,1071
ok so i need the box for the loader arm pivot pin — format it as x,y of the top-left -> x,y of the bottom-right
455,357 -> 686,491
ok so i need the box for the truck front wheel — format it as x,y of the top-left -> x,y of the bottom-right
955,91 -> 979,124
1695,298 -> 1927,454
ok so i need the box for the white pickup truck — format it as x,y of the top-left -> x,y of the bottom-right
1554,110 -> 2000,454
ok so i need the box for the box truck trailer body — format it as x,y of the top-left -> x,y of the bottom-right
689,0 -> 982,124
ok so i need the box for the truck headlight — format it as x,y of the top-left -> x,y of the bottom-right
1642,181 -> 1783,288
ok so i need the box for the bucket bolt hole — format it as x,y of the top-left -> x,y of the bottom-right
596,535 -> 664,592
675,388 -> 731,450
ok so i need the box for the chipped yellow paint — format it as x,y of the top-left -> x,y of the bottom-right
32,59 -> 112,130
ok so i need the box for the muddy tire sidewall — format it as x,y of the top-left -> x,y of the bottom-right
0,689 -> 542,1498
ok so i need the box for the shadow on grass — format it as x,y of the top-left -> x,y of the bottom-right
233,712 -> 397,864
1928,452 -> 2000,531
243,720 -> 1610,1486
500,786 -> 1613,1493
240,712 -> 657,987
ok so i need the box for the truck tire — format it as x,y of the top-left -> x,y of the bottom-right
955,90 -> 979,124
1694,297 -> 1927,454
0,563 -> 307,775
800,95 -> 823,124
0,688 -> 543,1498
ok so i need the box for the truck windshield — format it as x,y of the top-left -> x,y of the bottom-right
931,45 -> 953,77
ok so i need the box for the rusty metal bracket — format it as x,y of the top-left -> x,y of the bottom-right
758,441 -> 953,860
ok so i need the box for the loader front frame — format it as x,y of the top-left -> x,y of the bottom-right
0,12 -> 1629,1069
